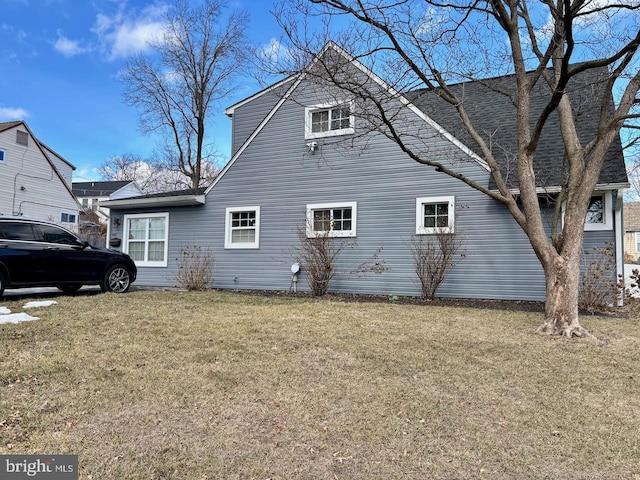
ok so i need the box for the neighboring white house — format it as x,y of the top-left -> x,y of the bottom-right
0,120 -> 79,227
72,180 -> 142,223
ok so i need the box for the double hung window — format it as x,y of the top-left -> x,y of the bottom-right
124,213 -> 169,267
225,207 -> 260,249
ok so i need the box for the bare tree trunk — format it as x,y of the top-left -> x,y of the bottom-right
539,261 -> 580,336
538,245 -> 591,338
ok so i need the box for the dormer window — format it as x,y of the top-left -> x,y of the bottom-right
305,102 -> 354,139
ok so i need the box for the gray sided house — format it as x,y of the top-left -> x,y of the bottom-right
103,44 -> 628,301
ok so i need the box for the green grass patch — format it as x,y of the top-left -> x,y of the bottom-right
0,291 -> 638,479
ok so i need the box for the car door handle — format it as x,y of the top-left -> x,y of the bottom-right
44,246 -> 61,251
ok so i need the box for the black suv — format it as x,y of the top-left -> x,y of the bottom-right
0,217 -> 137,296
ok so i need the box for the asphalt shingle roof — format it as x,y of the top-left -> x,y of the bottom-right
405,67 -> 627,190
72,181 -> 135,197
0,121 -> 23,133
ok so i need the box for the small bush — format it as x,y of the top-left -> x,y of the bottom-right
174,245 -> 215,291
579,243 -> 617,313
410,230 -> 464,300
290,226 -> 387,297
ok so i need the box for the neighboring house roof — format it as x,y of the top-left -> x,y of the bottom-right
39,141 -> 76,170
0,120 -> 77,202
405,67 -> 628,191
624,202 -> 640,231
0,121 -> 23,132
73,181 -> 136,197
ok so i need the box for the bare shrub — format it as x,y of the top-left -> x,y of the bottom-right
579,243 -> 618,313
617,267 -> 640,316
78,208 -> 108,247
410,230 -> 464,300
290,226 -> 387,297
174,245 -> 215,291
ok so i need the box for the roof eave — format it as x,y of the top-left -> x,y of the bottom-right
99,194 -> 206,209
491,182 -> 630,195
224,75 -> 297,117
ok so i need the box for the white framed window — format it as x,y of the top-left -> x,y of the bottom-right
0,150 -> 5,162
584,192 -> 613,231
60,210 -> 78,224
305,101 -> 354,139
416,196 -> 455,234
306,201 -> 357,238
123,212 -> 169,267
635,232 -> 640,253
225,206 -> 260,249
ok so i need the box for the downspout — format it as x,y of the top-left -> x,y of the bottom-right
106,215 -> 111,249
615,191 -> 624,307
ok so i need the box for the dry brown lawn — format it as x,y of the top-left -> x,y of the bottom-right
0,290 -> 639,479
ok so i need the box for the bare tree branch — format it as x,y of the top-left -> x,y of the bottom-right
121,0 -> 249,189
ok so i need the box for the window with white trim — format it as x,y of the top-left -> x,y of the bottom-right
306,202 -> 357,237
60,210 -> 78,224
305,102 -> 354,139
0,150 -> 4,162
584,192 -> 613,231
416,196 -> 455,234
124,212 -> 169,267
225,206 -> 260,249
636,232 -> 640,253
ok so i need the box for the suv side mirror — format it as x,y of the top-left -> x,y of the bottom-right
73,238 -> 90,249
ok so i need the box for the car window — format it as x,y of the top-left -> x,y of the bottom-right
37,225 -> 79,245
1,222 -> 38,241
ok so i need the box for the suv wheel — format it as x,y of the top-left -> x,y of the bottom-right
0,271 -> 5,298
101,265 -> 132,293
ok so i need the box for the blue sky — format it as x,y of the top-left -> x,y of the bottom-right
0,0 -> 283,181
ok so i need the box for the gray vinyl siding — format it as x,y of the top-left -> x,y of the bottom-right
109,205 -> 212,287
230,89 -> 283,155
0,127 -> 78,222
114,78 -> 618,302
209,80 -> 545,300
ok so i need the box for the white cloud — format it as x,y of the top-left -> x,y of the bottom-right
91,3 -> 168,61
260,38 -> 290,65
53,31 -> 91,57
0,107 -> 28,121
